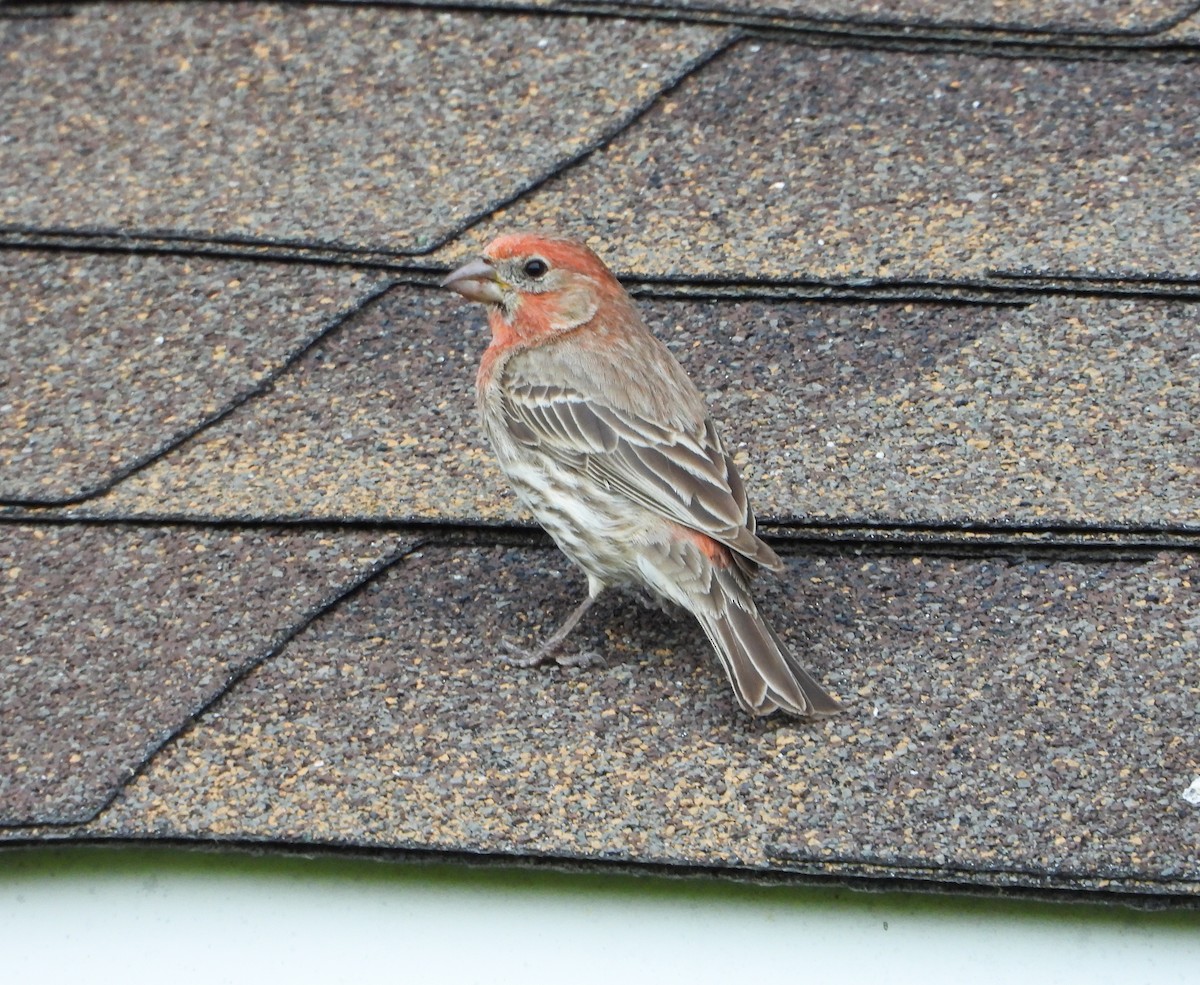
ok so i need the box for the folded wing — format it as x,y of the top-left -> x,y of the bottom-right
501,380 -> 782,575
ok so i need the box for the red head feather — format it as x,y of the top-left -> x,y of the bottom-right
483,232 -> 617,286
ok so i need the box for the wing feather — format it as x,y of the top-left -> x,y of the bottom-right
500,380 -> 781,572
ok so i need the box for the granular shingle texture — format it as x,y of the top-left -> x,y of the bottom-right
0,2 -> 727,252
1160,6 -> 1200,37
622,0 -> 1199,34
461,40 -> 1200,283
312,0 -> 1200,37
0,523 -> 412,825
0,249 -> 388,502
84,545 -> 1200,897
72,284 -> 507,522
73,288 -> 1200,533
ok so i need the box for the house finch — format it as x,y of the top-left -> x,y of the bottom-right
442,232 -> 840,718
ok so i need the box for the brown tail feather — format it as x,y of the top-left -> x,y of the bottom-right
695,577 -> 841,718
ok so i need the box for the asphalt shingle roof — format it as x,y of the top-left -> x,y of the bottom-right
0,249 -> 389,503
1,3 -> 728,253
87,546 -> 1200,898
2,0 -> 1198,905
454,41 -> 1200,283
1,522 -> 411,826
24,289 -> 1200,536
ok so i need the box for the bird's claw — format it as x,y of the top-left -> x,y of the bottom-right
554,648 -> 607,669
499,637 -> 606,669
498,637 -> 550,667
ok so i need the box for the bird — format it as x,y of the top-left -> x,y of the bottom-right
441,232 -> 840,718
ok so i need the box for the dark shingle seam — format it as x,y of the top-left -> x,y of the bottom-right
2,0 -> 1197,49
9,236 -> 1200,304
0,228 -> 424,273
739,27 -> 1200,62
0,537 -> 427,830
432,29 -> 743,251
0,836 -> 1191,906
564,0 -> 1200,42
153,0 -> 1200,46
0,277 -> 400,508
6,514 -> 1192,567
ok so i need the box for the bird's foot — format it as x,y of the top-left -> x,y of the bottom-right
499,637 -> 607,670
631,589 -> 677,615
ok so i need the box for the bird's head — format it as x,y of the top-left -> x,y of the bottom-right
441,232 -> 626,338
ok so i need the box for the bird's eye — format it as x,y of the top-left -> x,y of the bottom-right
523,258 -> 549,279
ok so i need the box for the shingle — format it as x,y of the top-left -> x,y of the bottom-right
66,286 -> 1200,534
693,295 -> 1200,531
78,543 -> 1200,898
0,2 -> 728,252
307,0 -> 1199,37
62,284 -> 506,522
0,249 -> 389,503
0,4 -> 74,18
622,0 -> 1194,34
452,40 -> 1200,283
1159,7 -> 1200,39
0,523 -> 412,825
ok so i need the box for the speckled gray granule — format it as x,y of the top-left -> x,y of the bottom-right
0,249 -> 388,502
0,523 -> 412,825
1158,6 -> 1200,39
76,287 -> 1200,533
464,39 -> 1200,282
643,0 -> 1186,32
85,544 -> 1200,897
0,2 -> 727,251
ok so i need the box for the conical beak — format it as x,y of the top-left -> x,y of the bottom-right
441,257 -> 505,305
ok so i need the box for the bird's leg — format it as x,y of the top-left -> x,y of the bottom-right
501,593 -> 606,669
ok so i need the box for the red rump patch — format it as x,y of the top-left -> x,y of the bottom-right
676,524 -> 733,568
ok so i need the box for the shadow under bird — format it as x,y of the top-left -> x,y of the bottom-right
442,232 -> 840,718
